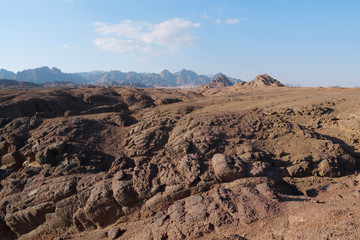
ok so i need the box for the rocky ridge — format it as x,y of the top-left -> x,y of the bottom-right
246,74 -> 285,87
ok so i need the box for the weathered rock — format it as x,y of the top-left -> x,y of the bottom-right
248,161 -> 269,177
177,154 -> 201,184
137,180 -> 277,240
105,113 -> 137,127
82,181 -> 123,227
317,159 -> 340,177
132,163 -> 158,200
35,148 -> 54,164
124,126 -> 169,157
338,154 -> 357,173
287,161 -> 311,177
48,141 -> 66,153
212,154 -> 246,182
112,180 -> 138,206
108,226 -> 123,239
5,202 -> 55,235
0,141 -> 9,158
1,152 -> 22,170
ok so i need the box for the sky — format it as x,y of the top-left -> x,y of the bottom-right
0,0 -> 359,87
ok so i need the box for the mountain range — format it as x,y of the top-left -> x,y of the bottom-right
0,67 -> 243,88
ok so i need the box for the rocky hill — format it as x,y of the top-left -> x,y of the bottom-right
212,72 -> 241,85
247,74 -> 285,87
0,85 -> 359,240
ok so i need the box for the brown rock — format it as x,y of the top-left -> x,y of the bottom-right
0,141 -> 9,158
35,148 -> 54,164
317,159 -> 339,177
82,181 -> 123,227
287,161 -> 311,177
1,152 -> 22,170
112,180 -> 137,206
212,154 -> 246,182
177,154 -> 201,184
5,202 -> 55,235
248,161 -> 269,177
108,226 -> 123,239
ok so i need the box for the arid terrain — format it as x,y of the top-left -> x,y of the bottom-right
0,75 -> 359,240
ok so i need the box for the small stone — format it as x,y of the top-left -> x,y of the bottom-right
305,188 -> 318,197
108,226 -> 122,239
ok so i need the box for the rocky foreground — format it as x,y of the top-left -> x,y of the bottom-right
0,76 -> 359,239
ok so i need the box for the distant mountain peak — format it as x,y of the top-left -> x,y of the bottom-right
160,69 -> 171,74
51,67 -> 62,73
0,68 -> 16,79
248,74 -> 284,87
160,69 -> 173,78
211,74 -> 233,86
203,73 -> 233,88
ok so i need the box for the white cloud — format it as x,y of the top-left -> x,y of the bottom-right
94,18 -> 200,54
94,20 -> 150,39
203,13 -> 210,19
226,18 -> 240,24
216,19 -> 222,24
63,44 -> 71,49
93,38 -> 141,52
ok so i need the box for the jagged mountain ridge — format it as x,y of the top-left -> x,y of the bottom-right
14,67 -> 88,84
0,67 -> 243,87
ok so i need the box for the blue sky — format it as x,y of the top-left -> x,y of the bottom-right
0,0 -> 359,87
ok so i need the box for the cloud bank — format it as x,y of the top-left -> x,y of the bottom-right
94,18 -> 200,54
